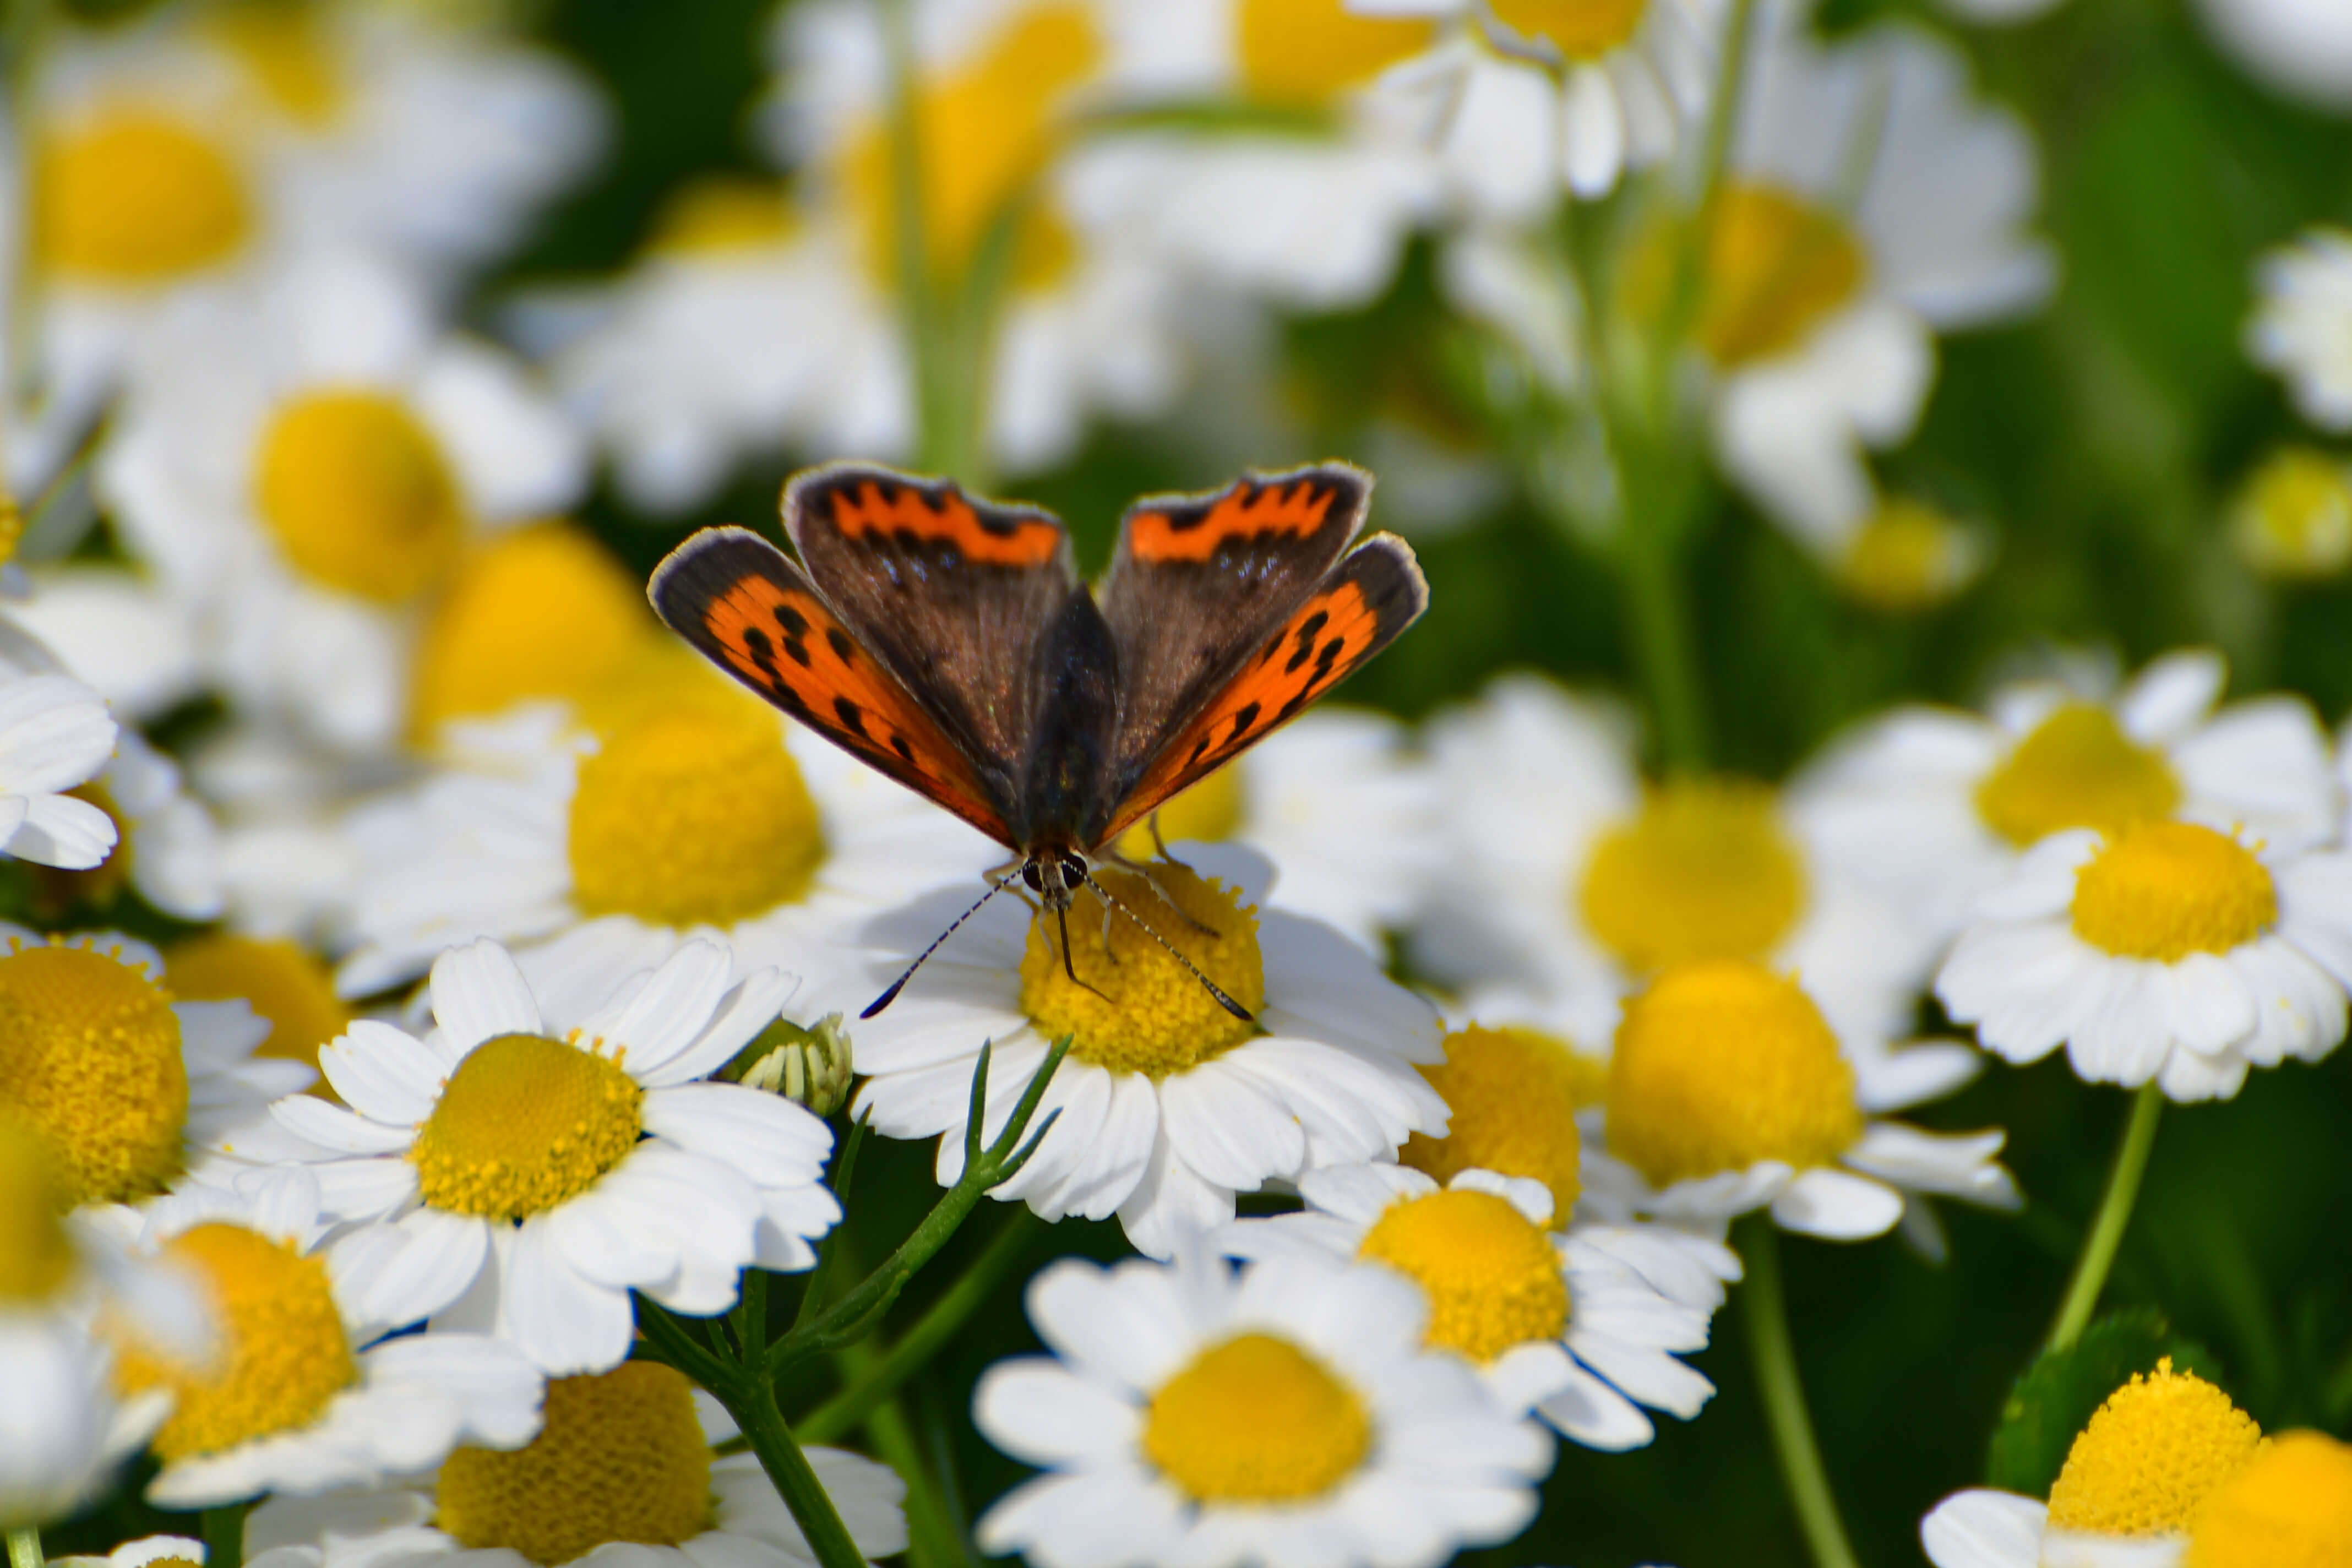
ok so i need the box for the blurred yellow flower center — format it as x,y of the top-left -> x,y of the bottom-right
411,522 -> 654,739
2046,1359 -> 2264,1537
1974,703 -> 2182,848
115,1222 -> 357,1461
34,110 -> 252,283
1236,0 -> 1435,105
1838,499 -> 1980,614
165,935 -> 352,1101
1697,183 -> 1868,369
1359,1188 -> 1568,1362
2071,822 -> 2277,962
410,1033 -> 643,1220
1490,0 -> 1650,61
646,176 -> 798,257
438,1362 -> 711,1564
0,1119 -> 77,1305
2187,1430 -> 2352,1568
841,4 -> 1099,292
1111,765 -> 1245,861
211,4 -> 347,126
27,781 -> 131,917
1577,777 -> 1807,972
1403,1025 -> 1589,1223
255,390 -> 466,604
1607,959 -> 1861,1187
0,944 -> 188,1207
1021,864 -> 1264,1076
1143,1332 -> 1371,1502
568,705 -> 825,927
2230,448 -> 2352,581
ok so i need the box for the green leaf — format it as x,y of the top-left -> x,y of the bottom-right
1985,1310 -> 2224,1496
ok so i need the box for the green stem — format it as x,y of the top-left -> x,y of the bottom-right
7,1527 -> 43,1568
1658,0 -> 1758,399
733,1383 -> 869,1568
203,1502 -> 248,1568
2046,1083 -> 2165,1354
1739,1218 -> 1860,1568
841,1342 -> 975,1568
1619,504 -> 1711,772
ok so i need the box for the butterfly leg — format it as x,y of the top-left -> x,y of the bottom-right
1043,900 -> 1116,1006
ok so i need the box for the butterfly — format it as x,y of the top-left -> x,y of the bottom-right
647,459 -> 1428,1020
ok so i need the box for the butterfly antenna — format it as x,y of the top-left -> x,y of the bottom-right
1083,874 -> 1254,1025
863,868 -> 1024,1019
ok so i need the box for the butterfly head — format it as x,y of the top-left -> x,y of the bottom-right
1020,849 -> 1092,912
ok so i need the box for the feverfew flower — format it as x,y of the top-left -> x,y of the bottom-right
2227,447 -> 2352,580
0,670 -> 119,872
271,939 -> 839,1375
974,1246 -> 1554,1568
2247,227 -> 2352,432
52,1536 -> 211,1568
31,729 -> 222,923
853,843 -> 1447,1257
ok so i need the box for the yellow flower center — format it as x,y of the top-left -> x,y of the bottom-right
1837,499 -> 1981,613
1142,1332 -> 1372,1504
114,1222 -> 358,1462
1606,959 -> 1862,1188
410,522 -> 655,740
1577,777 -> 1807,973
1696,183 -> 1869,369
0,944 -> 188,1207
1358,1188 -> 1569,1362
567,703 -> 826,928
410,1033 -> 644,1221
1020,864 -> 1264,1077
645,176 -> 799,257
1402,1025 -> 1591,1224
1974,702 -> 2185,848
437,1362 -> 712,1565
1235,0 -> 1436,105
2070,822 -> 2277,962
2230,448 -> 2352,580
2046,1359 -> 2265,1537
1489,0 -> 1652,62
1110,764 -> 1245,862
254,390 -> 466,604
839,4 -> 1099,292
33,110 -> 252,284
165,935 -> 352,1102
210,4 -> 347,127
0,1118 -> 77,1306
2188,1431 -> 2352,1568
26,781 -> 131,918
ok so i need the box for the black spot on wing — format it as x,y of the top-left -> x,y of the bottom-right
826,628 -> 857,663
833,696 -> 869,739
1282,611 -> 1329,674
1228,701 -> 1260,741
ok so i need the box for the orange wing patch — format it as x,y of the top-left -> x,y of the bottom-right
1124,473 -> 1356,564
814,473 -> 1063,568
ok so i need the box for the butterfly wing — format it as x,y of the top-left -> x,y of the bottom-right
649,526 -> 1017,845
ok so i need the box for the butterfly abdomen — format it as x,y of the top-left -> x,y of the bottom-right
1016,586 -> 1122,854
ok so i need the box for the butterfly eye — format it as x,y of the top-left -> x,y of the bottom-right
1060,853 -> 1088,885
1022,863 -> 1047,893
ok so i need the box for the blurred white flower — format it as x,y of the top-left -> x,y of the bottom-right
2192,0 -> 2352,113
0,668 -> 117,872
2248,227 -> 2352,431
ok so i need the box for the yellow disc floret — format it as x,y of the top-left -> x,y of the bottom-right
1112,764 -> 1244,862
1235,0 -> 1436,106
1974,703 -> 2184,848
0,1118 -> 77,1305
0,944 -> 188,1207
34,111 -> 251,283
1696,184 -> 1868,369
2046,1359 -> 2264,1537
1359,1188 -> 1569,1362
1577,778 -> 1807,973
2187,1430 -> 2352,1568
410,1033 -> 643,1220
438,1362 -> 712,1565
1490,0 -> 1651,62
114,1222 -> 357,1461
166,934 -> 352,1097
1403,1025 -> 1589,1223
1607,960 -> 1862,1188
1142,1333 -> 1372,1503
567,704 -> 826,927
1021,864 -> 1264,1077
2071,822 -> 2277,962
254,390 -> 466,604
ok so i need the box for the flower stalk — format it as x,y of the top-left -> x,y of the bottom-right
2046,1082 -> 2165,1353
1739,1217 -> 1860,1568
6,1527 -> 42,1568
203,1503 -> 248,1568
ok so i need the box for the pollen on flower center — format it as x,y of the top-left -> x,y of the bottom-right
2187,1430 -> 2352,1568
1491,0 -> 1651,62
165,934 -> 352,1101
1974,702 -> 2183,848
1403,1025 -> 1592,1224
1111,764 -> 1245,862
254,389 -> 466,604
113,1222 -> 357,1461
2046,1359 -> 2264,1537
1236,0 -> 1436,106
2071,822 -> 2278,962
1359,1189 -> 1569,1362
410,1033 -> 644,1220
437,1362 -> 712,1565
1020,863 -> 1265,1077
34,110 -> 252,283
0,944 -> 189,1207
1142,1332 -> 1372,1503
567,704 -> 826,928
1577,777 -> 1808,973
1696,183 -> 1868,369
1606,959 -> 1862,1188
0,1118 -> 78,1306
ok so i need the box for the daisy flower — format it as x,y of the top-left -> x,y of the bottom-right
270,938 -> 841,1376
1830,495 -> 1993,614
0,668 -> 119,873
2190,0 -> 2352,113
852,842 -> 1447,1259
1224,1164 -> 1723,1451
52,1537 -> 212,1568
1935,812 -> 2352,1101
29,729 -> 222,924
2247,227 -> 2352,432
244,1360 -> 906,1568
0,927 -> 310,1210
973,1245 -> 1554,1568
165,934 -> 355,1097
1792,647 -> 2339,972
103,1167 -> 543,1509
2226,447 -> 2352,580
1583,959 -> 2016,1245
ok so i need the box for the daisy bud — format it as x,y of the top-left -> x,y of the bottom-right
727,1012 -> 854,1117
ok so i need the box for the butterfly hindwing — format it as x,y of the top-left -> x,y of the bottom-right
647,526 -> 1015,843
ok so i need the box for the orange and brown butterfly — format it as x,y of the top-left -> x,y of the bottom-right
647,459 -> 1428,1018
